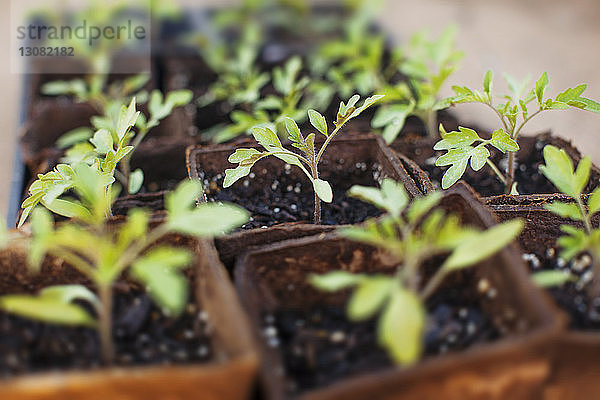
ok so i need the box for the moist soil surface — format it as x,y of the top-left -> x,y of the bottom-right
0,284 -> 212,378
261,279 -> 500,395
523,249 -> 600,331
201,159 -> 383,229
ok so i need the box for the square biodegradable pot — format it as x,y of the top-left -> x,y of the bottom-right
234,183 -> 563,400
0,236 -> 258,400
482,194 -> 600,399
186,134 -> 424,271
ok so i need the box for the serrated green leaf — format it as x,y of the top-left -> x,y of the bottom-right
284,117 -> 303,144
574,156 -> 591,195
131,247 -> 192,316
309,271 -> 365,292
535,72 -> 549,105
168,203 -> 249,237
470,146 -> 490,171
0,286 -> 97,327
252,126 -> 282,149
308,109 -> 328,137
589,188 -> 600,215
490,129 -> 519,153
348,179 -> 409,218
348,277 -> 393,321
90,129 -> 114,155
558,225 -> 589,261
442,219 -> 523,271
378,287 -> 425,365
539,145 -> 582,198
433,127 -> 480,150
483,70 -> 493,99
165,180 -> 203,216
224,165 -> 252,188
544,202 -> 583,221
313,179 -> 333,203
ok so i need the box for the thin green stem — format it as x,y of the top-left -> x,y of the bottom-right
505,151 -> 516,194
315,125 -> 344,165
576,196 -> 593,235
486,159 -> 507,184
513,109 -> 543,140
421,268 -> 448,301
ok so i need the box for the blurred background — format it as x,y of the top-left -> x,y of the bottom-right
2,0 -> 600,219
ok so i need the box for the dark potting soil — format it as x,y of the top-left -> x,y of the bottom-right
262,280 -> 501,395
201,159 -> 383,229
0,285 -> 212,378
522,249 -> 600,331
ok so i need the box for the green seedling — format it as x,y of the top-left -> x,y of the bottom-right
539,145 -> 600,294
196,24 -> 268,111
373,27 -> 463,142
36,0 -> 153,110
435,71 -> 600,192
2,178 -> 249,365
19,94 -> 191,227
222,94 -> 383,224
206,56 -> 334,143
310,179 -> 523,365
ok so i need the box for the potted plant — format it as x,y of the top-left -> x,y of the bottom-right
0,169 -> 258,399
430,71 -> 600,197
235,180 -> 563,399
488,145 -> 600,397
186,95 -> 424,269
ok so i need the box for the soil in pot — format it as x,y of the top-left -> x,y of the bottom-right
0,283 -> 213,378
263,275 -> 500,395
236,185 -> 563,400
190,136 -> 418,229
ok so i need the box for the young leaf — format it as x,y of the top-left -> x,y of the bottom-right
131,247 -> 192,316
378,287 -> 425,365
309,271 -> 365,292
57,127 -> 94,149
224,165 -> 252,188
589,188 -> 600,216
442,219 -> 524,271
308,109 -> 328,137
348,179 -> 409,218
535,72 -> 549,105
167,203 -> 249,237
433,127 -> 480,150
483,70 -> 493,99
0,287 -> 97,327
128,169 -> 144,194
252,126 -> 282,149
347,277 -> 393,321
557,225 -> 589,261
539,145 -> 586,198
284,118 -> 303,144
313,179 -> 333,203
544,202 -> 583,221
531,271 -> 573,288
490,129 -> 519,153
